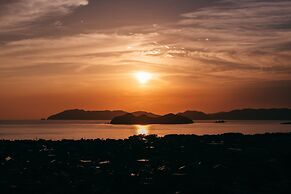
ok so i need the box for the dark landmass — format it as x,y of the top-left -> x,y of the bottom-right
281,122 -> 291,124
131,111 -> 160,118
47,109 -> 128,120
1,133 -> 291,194
110,113 -> 194,124
47,109 -> 160,120
178,108 -> 291,120
47,108 -> 291,120
214,120 -> 226,123
177,110 -> 208,120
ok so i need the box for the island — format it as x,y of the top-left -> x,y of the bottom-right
214,120 -> 226,123
110,113 -> 193,124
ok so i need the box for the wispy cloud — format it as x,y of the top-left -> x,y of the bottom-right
0,0 -> 88,33
164,0 -> 291,76
0,32 -> 163,78
0,0 -> 291,81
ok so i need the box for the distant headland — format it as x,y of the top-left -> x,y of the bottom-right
47,108 -> 291,121
47,109 -> 160,120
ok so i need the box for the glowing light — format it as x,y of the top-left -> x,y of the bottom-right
134,71 -> 153,84
135,125 -> 149,135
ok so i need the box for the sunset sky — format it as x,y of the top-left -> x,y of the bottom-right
1,0 -> 291,119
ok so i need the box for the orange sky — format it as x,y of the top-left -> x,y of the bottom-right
0,0 -> 291,119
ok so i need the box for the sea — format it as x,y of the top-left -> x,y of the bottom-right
0,120 -> 291,140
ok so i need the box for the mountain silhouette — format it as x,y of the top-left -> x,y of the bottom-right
131,111 -> 160,118
47,108 -> 291,120
178,108 -> 291,120
177,110 -> 208,120
47,109 -> 127,120
47,110 -> 160,120
110,113 -> 193,124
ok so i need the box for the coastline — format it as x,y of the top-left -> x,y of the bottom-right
1,133 -> 291,193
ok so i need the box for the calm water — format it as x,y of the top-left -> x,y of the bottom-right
0,120 -> 290,140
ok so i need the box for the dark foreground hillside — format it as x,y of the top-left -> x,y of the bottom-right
1,133 -> 291,194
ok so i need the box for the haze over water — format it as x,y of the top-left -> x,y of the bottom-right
0,120 -> 290,140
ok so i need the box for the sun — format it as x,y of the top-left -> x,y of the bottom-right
134,71 -> 153,84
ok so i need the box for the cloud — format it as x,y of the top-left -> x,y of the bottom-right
0,0 -> 291,83
162,0 -> 291,75
0,0 -> 88,33
0,32 -> 165,80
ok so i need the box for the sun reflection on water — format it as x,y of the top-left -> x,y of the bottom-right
135,125 -> 150,135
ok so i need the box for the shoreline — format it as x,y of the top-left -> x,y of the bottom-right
1,133 -> 291,193
1,131 -> 291,141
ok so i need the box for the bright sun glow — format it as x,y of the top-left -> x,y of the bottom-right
134,71 -> 153,84
135,125 -> 149,135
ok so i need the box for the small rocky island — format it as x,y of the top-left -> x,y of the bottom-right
281,122 -> 291,125
110,113 -> 193,124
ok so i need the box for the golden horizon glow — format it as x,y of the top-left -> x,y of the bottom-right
134,71 -> 153,85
